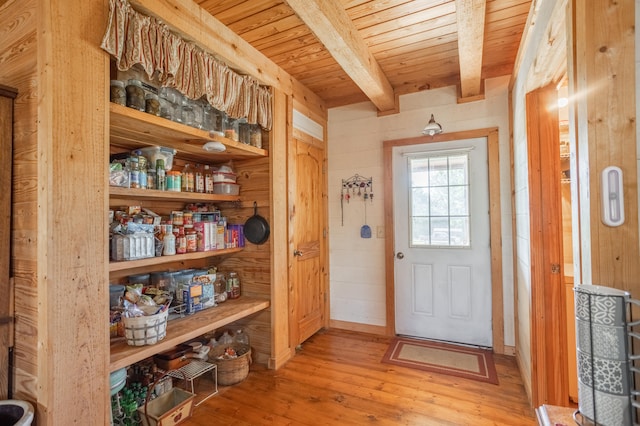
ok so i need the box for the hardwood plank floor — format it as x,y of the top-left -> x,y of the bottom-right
183,329 -> 536,425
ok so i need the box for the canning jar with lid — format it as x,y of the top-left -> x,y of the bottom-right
110,80 -> 126,105
125,79 -> 145,111
181,97 -> 195,127
145,93 -> 160,116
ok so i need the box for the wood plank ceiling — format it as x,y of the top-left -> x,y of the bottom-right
198,0 -> 533,113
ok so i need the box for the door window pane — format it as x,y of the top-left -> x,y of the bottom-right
409,153 -> 471,247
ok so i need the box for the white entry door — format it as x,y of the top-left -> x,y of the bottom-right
393,138 -> 492,347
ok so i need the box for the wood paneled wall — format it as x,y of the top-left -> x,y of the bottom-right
0,0 -> 39,404
572,0 -> 639,291
1,0 -> 326,423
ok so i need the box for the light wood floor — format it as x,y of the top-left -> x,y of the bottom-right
184,328 -> 536,425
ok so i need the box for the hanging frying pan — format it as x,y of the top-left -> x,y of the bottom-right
244,201 -> 270,245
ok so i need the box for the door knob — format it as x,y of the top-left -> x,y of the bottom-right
294,249 -> 303,257
396,252 -> 404,259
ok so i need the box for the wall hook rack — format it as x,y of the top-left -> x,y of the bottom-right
340,174 -> 373,226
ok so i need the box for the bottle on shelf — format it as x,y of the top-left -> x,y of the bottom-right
162,229 -> 176,256
181,164 -> 194,192
228,272 -> 240,299
194,164 -> 204,193
156,159 -> 166,191
136,151 -> 147,190
204,165 -> 214,194
176,226 -> 187,254
129,155 -> 140,189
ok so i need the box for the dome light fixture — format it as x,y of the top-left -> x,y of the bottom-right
422,114 -> 443,136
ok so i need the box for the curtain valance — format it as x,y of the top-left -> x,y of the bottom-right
100,0 -> 272,130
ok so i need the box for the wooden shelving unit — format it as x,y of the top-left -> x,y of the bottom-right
109,101 -> 270,373
109,297 -> 269,372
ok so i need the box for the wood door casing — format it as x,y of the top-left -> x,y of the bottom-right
526,84 -> 568,407
0,85 -> 17,399
290,137 -> 326,346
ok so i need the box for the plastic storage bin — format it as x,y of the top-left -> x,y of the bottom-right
136,146 -> 176,172
212,183 -> 239,195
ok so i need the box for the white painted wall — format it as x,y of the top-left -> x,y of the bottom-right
327,75 -> 515,346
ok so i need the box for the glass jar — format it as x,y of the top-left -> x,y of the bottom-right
181,97 -> 195,127
238,119 -> 250,145
110,80 -> 126,105
223,115 -> 239,141
145,93 -> 160,116
192,100 -> 205,129
125,79 -> 145,111
202,104 -> 216,131
250,124 -> 263,148
214,273 -> 227,304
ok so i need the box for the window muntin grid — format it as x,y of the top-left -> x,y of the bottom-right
409,153 -> 470,247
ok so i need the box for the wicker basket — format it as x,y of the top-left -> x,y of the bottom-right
209,344 -> 251,386
123,309 -> 169,346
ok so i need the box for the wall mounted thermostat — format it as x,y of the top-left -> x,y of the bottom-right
601,166 -> 624,227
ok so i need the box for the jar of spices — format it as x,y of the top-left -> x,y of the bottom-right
183,211 -> 193,227
166,171 -> 181,192
185,228 -> 197,252
171,211 -> 184,226
129,156 -> 140,189
125,79 -> 145,111
145,93 -> 160,116
110,80 -> 126,105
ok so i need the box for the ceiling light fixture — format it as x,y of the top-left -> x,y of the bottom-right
422,114 -> 443,136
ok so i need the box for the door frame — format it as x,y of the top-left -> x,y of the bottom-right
383,127 -> 505,354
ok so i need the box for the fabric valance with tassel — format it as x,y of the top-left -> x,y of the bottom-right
100,0 -> 272,130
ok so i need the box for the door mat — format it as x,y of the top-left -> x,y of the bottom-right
381,337 -> 499,385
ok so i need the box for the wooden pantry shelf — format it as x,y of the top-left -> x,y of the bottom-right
109,103 -> 268,163
109,248 -> 243,272
109,186 -> 240,203
110,296 -> 269,372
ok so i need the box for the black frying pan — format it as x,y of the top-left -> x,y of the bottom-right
244,201 -> 270,245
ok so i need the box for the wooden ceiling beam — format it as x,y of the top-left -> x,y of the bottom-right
456,0 -> 487,101
284,0 -> 397,113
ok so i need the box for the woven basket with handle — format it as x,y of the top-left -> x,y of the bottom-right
208,343 -> 251,386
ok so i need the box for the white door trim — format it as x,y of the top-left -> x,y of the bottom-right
382,127 -> 506,354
